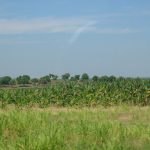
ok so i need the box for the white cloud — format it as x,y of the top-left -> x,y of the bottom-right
0,17 -> 139,36
0,17 -> 92,34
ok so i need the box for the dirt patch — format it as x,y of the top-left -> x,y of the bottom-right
117,113 -> 133,122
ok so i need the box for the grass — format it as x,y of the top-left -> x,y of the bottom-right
1,106 -> 150,150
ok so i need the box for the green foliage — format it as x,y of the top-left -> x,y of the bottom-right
99,76 -> 117,82
16,75 -> 30,84
70,76 -> 75,81
9,79 -> 16,85
31,78 -> 39,85
70,75 -> 80,81
81,73 -> 89,81
62,73 -> 70,80
0,78 -> 149,107
39,76 -> 50,84
1,107 -> 150,150
49,74 -> 58,80
0,76 -> 12,85
92,75 -> 99,81
74,75 -> 80,80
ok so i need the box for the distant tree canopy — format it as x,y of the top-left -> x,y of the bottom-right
99,76 -> 116,82
16,75 -> 30,84
62,73 -> 70,80
70,75 -> 80,81
49,74 -> 58,80
0,76 -> 12,85
108,76 -> 116,82
1,73 -> 148,87
74,75 -> 80,80
31,78 -> 39,84
9,79 -> 16,85
92,75 -> 99,81
39,76 -> 50,84
70,77 -> 75,81
81,73 -> 89,80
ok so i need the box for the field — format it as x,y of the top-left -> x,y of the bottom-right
1,106 -> 150,150
0,78 -> 150,108
0,79 -> 150,149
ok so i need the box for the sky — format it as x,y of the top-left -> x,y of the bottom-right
0,0 -> 150,78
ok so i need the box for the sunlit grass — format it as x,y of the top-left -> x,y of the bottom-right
0,106 -> 150,150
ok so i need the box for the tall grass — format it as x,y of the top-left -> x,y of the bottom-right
0,106 -> 150,150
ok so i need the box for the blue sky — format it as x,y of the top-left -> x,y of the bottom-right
0,0 -> 150,77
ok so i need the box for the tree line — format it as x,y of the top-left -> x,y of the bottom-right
0,73 -> 147,86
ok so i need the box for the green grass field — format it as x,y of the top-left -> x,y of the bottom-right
1,106 -> 150,150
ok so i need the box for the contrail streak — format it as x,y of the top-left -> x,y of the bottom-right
69,21 -> 97,44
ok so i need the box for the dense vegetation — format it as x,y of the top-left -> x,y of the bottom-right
0,73 -> 150,107
1,106 -> 150,150
1,74 -> 150,149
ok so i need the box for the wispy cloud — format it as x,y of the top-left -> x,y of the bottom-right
68,26 -> 139,44
89,27 -> 139,34
0,39 -> 49,45
0,17 -> 92,34
0,16 -> 140,36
